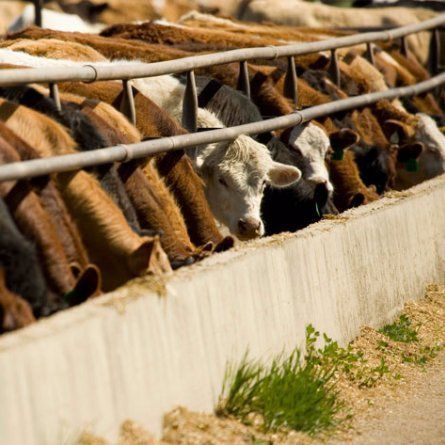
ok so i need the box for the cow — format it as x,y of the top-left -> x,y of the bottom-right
130,73 -> 301,239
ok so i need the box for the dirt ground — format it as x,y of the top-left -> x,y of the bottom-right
330,349 -> 445,445
76,284 -> 445,445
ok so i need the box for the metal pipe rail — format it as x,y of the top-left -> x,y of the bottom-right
0,71 -> 444,183
0,14 -> 444,87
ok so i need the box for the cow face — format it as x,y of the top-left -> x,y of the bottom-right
285,122 -> 334,195
415,113 -> 445,179
197,135 -> 301,240
384,114 -> 445,188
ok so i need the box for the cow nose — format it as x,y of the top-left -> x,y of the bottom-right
238,217 -> 262,239
314,182 -> 329,208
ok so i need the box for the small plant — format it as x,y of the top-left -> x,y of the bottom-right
402,345 -> 441,366
379,315 -> 419,343
217,326 -> 350,435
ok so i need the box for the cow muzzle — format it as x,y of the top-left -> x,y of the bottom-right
237,217 -> 263,240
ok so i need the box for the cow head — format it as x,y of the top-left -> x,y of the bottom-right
414,113 -> 445,178
196,135 -> 301,240
282,122 -> 334,196
383,114 -> 445,188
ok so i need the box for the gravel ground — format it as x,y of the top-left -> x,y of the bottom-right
330,349 -> 445,445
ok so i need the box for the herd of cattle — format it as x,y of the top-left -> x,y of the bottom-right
0,1 -> 444,335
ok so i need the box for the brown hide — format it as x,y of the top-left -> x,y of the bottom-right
0,134 -> 80,298
100,21 -> 326,69
0,38 -> 107,62
7,28 -> 189,63
0,121 -> 90,270
0,267 -> 35,333
328,150 -> 379,212
5,29 -> 301,118
375,51 -> 443,115
0,99 -> 163,290
179,14 -> 350,41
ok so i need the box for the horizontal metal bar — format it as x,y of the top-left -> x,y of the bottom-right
1,71 -> 444,183
0,14 -> 444,87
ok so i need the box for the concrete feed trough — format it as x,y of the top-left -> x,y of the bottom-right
1,174 -> 445,444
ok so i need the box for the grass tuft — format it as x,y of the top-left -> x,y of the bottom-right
217,326 -> 357,435
379,315 -> 418,343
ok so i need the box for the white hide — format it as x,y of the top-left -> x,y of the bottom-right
0,50 -> 300,239
7,5 -> 104,34
415,113 -> 445,178
287,123 -> 334,194
131,75 -> 301,238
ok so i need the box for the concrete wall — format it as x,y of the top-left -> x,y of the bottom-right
1,175 -> 445,445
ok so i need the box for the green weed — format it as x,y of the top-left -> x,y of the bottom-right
379,315 -> 418,343
217,326 -> 352,435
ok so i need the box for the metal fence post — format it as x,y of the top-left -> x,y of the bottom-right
237,61 -> 251,99
365,42 -> 375,66
329,49 -> 341,87
182,70 -> 198,132
119,80 -> 137,126
428,29 -> 441,76
284,56 -> 299,108
400,36 -> 408,57
49,83 -> 61,112
33,0 -> 43,27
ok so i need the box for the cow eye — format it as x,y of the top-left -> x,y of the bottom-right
219,177 -> 228,187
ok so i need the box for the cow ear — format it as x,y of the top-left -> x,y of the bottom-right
329,128 -> 359,160
397,142 -> 424,163
267,162 -> 301,188
383,119 -> 411,143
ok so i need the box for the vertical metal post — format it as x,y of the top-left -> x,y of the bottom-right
283,56 -> 298,108
119,80 -> 137,126
329,49 -> 340,87
49,83 -> 61,112
237,61 -> 251,99
365,42 -> 375,66
34,0 -> 43,27
182,70 -> 198,132
428,29 -> 441,76
400,36 -> 408,57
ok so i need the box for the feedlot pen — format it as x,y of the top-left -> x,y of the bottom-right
1,12 -> 445,445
